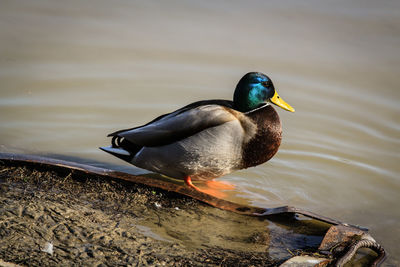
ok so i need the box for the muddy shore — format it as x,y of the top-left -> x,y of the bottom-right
0,162 -> 283,266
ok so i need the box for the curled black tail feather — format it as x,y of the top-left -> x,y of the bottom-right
111,136 -> 122,148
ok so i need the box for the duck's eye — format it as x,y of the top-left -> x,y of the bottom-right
262,81 -> 270,87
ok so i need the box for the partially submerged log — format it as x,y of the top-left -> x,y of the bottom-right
0,153 -> 385,266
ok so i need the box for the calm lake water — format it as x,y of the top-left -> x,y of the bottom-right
1,0 -> 399,264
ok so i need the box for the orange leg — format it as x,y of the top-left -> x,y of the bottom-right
184,175 -> 202,191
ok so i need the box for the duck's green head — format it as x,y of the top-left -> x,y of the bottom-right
233,72 -> 295,113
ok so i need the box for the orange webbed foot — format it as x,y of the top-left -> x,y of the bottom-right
184,176 -> 232,198
205,180 -> 235,190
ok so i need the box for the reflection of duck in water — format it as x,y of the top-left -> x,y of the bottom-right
101,72 -> 294,194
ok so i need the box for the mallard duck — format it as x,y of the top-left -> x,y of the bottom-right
100,72 -> 294,192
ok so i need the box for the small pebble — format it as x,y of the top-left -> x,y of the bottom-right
42,242 -> 54,255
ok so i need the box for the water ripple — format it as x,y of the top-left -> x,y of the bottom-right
280,149 -> 398,180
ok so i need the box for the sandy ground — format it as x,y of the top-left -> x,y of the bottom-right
0,163 -> 280,266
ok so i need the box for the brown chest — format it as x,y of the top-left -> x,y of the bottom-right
240,105 -> 282,169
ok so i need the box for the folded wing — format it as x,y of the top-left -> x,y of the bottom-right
109,105 -> 238,147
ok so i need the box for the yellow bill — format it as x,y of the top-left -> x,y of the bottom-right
270,91 -> 295,112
